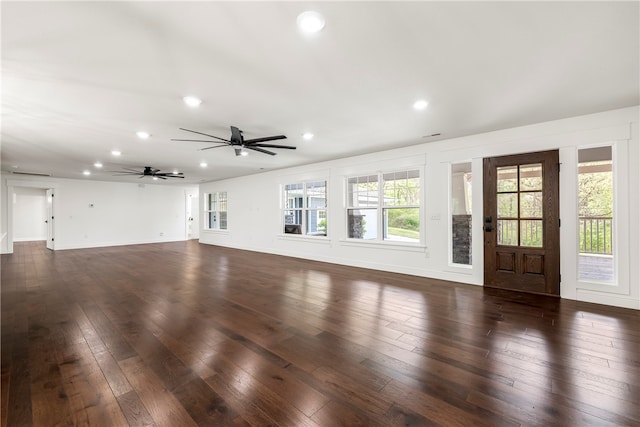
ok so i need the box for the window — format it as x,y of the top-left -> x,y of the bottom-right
451,163 -> 472,265
347,169 -> 420,242
282,181 -> 327,236
205,191 -> 227,230
578,146 -> 613,283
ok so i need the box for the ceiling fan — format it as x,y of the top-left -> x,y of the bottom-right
112,166 -> 184,180
172,126 -> 296,156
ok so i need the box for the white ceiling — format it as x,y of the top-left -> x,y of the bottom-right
2,1 -> 638,184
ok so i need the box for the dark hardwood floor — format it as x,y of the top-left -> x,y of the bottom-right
2,241 -> 638,426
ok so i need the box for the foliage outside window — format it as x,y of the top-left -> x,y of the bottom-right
347,170 -> 420,242
283,181 -> 327,236
206,191 -> 228,230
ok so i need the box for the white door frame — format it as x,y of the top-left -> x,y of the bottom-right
46,189 -> 55,250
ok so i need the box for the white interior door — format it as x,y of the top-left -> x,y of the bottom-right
46,189 -> 55,250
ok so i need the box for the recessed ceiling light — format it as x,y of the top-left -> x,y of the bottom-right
183,96 -> 202,108
297,11 -> 325,33
83,170 -> 91,176
173,170 -> 179,175
240,149 -> 249,156
200,162 -> 208,168
111,150 -> 121,156
152,177 -> 158,181
94,162 -> 103,168
302,132 -> 314,140
136,131 -> 150,139
413,100 -> 429,110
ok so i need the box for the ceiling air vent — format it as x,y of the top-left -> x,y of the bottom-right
11,171 -> 51,177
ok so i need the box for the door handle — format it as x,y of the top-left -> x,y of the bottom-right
45,220 -> 48,224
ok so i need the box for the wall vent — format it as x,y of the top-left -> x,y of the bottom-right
11,171 -> 51,177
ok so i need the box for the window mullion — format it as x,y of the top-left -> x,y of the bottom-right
302,183 -> 307,235
378,172 -> 384,241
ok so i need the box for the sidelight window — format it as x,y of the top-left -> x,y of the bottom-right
578,146 -> 614,283
451,162 -> 472,265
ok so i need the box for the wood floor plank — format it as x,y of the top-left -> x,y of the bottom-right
2,241 -> 638,426
311,399 -> 390,427
208,338 -> 330,417
115,390 -> 156,427
118,356 -> 199,427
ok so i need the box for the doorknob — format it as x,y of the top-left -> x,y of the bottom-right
45,220 -> 48,224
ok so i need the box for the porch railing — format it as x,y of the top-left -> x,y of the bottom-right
579,216 -> 613,254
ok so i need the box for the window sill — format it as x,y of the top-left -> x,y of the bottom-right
447,263 -> 473,270
202,229 -> 229,233
339,239 -> 426,252
576,279 -> 627,294
277,234 -> 331,244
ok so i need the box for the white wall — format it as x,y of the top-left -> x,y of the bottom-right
1,175 -> 198,252
13,187 -> 47,241
199,106 -> 639,310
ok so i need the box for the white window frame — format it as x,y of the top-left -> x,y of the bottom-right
346,169 -> 421,244
205,191 -> 228,231
281,180 -> 328,237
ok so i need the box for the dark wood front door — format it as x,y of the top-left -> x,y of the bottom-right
483,150 -> 560,295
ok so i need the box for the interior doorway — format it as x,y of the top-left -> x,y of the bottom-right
13,187 -> 48,242
5,181 -> 58,254
185,192 -> 200,240
483,150 -> 560,296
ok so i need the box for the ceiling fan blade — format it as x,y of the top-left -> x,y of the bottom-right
121,168 -> 143,173
246,146 -> 276,156
155,173 -> 185,178
200,144 -> 230,151
244,135 -> 287,144
112,172 -> 141,176
250,144 -> 296,150
179,128 -> 230,143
